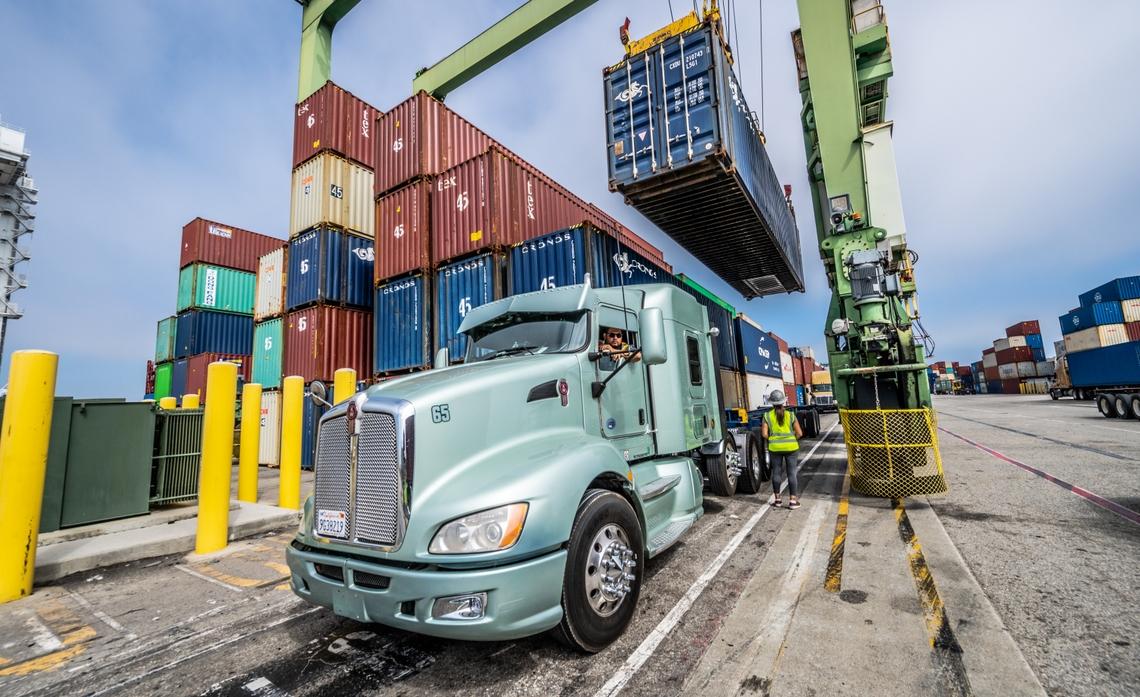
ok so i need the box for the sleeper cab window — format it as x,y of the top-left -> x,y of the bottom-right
686,336 -> 702,385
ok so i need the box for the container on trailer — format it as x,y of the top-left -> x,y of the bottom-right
1078,276 -> 1140,307
1122,299 -> 1140,324
996,346 -> 1033,365
180,217 -> 282,273
184,353 -> 250,402
1015,361 -> 1037,378
796,385 -> 806,405
259,390 -> 281,467
290,152 -> 375,237
982,352 -> 998,369
604,22 -> 803,298
254,247 -> 286,321
283,305 -> 372,383
374,274 -> 432,374
436,253 -> 504,360
154,362 -> 173,400
286,227 -> 374,310
175,310 -> 253,358
253,319 -> 284,389
998,363 -> 1018,380
171,359 -> 188,399
375,179 -> 432,282
293,81 -> 378,170
780,352 -> 795,385
784,383 -> 798,407
746,374 -> 783,409
735,317 -> 780,377
155,316 -> 177,363
1066,340 -> 1140,388
1005,320 -> 1041,338
1001,378 -> 1022,395
177,264 -> 255,315
720,368 -> 746,410
1128,321 -> 1140,343
1060,302 -> 1125,334
1036,360 -> 1055,377
677,274 -> 739,371
1063,324 -> 1128,354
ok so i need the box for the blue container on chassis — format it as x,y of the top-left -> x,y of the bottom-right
436,254 -> 504,361
374,274 -> 431,374
1059,302 -> 1124,334
1066,341 -> 1140,388
286,227 -> 374,311
507,225 -> 672,296
174,310 -> 253,358
1079,276 -> 1140,308
734,318 -> 781,378
603,23 -> 803,298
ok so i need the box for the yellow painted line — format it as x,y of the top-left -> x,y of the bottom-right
892,499 -> 960,651
0,601 -> 97,676
823,466 -> 851,593
262,561 -> 291,577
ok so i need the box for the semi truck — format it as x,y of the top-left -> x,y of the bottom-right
287,281 -> 772,652
1050,348 -> 1140,419
810,370 -> 836,412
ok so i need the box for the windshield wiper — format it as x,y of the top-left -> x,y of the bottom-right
481,345 -> 539,361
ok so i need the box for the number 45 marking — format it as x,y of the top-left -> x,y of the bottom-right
431,404 -> 451,423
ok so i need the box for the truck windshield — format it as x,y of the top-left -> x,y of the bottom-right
815,383 -> 832,392
466,311 -> 590,362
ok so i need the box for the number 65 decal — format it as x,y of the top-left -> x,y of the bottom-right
431,404 -> 451,423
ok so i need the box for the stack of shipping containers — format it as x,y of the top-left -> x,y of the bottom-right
1059,276 -> 1140,389
979,320 -> 1048,394
789,346 -> 825,406
971,361 -> 986,393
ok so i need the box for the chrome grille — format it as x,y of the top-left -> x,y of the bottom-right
353,413 -> 401,546
314,416 -> 351,539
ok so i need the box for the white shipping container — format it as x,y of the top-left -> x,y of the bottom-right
254,247 -> 285,321
983,352 -> 998,369
1064,324 -> 1129,353
1036,360 -> 1056,377
793,346 -> 815,360
290,152 -> 375,237
259,390 -> 282,467
1015,361 -> 1037,378
1123,298 -> 1140,323
746,373 -> 785,410
1054,339 -> 1066,358
1007,335 -> 1027,348
780,351 -> 794,385
993,338 -> 1011,352
998,363 -> 1018,379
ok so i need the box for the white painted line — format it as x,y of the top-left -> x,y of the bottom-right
64,589 -> 137,640
593,422 -> 840,697
174,564 -> 245,593
25,613 -> 64,652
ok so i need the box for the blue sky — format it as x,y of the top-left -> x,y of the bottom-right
3,0 -> 1138,397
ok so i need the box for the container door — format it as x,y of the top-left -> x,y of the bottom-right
658,28 -> 719,168
592,305 -> 653,459
605,53 -> 660,184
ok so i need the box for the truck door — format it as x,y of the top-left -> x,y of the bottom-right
594,305 -> 653,457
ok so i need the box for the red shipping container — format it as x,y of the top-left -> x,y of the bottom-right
984,366 -> 1000,381
1001,378 -> 1022,394
996,346 -> 1034,364
1006,320 -> 1041,338
293,81 -> 379,170
180,218 -> 283,273
1127,321 -> 1140,342
184,353 -> 251,403
784,383 -> 798,407
375,180 -> 432,282
982,347 -> 995,356
792,358 -> 804,386
283,306 -> 372,383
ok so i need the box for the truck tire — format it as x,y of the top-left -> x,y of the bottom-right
1097,394 -> 1117,418
1115,394 -> 1134,419
750,428 -> 772,482
554,490 -> 643,653
704,437 -> 740,497
737,432 -> 765,494
1050,390 -> 1059,401
1130,395 -> 1140,420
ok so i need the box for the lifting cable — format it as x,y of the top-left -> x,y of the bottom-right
759,0 -> 766,130
667,0 -> 674,22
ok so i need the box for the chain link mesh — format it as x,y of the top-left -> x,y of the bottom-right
839,408 -> 948,498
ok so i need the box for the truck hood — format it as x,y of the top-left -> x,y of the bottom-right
367,352 -> 581,406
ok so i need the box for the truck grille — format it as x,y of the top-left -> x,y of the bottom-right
314,417 -> 351,538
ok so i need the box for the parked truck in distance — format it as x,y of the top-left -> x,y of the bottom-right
810,370 -> 836,412
287,282 -> 763,652
1050,348 -> 1140,419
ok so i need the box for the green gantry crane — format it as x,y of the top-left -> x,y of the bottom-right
793,0 -> 946,496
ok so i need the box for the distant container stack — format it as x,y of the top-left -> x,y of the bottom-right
1060,276 -> 1140,391
979,319 -> 1049,394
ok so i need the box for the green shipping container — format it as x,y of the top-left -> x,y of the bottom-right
155,316 -> 177,362
154,361 -> 173,399
177,263 -> 256,315
253,318 -> 283,389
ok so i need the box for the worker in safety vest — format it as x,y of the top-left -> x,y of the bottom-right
760,389 -> 804,509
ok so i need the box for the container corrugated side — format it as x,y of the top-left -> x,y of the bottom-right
286,228 -> 374,310
180,217 -> 283,273
780,351 -> 795,385
289,152 -> 375,237
1067,341 -> 1140,387
1025,333 -> 1044,349
1122,299 -> 1140,323
435,254 -> 503,361
1014,361 -> 1037,378
1005,320 -> 1041,338
184,353 -> 251,403
982,352 -> 998,369
293,81 -> 378,170
1063,324 -> 1128,353
283,305 -> 372,383
254,247 -> 286,320
735,316 -> 781,377
996,346 -> 1033,365
595,234 -> 672,287
745,373 -> 784,410
1001,378 -> 1023,395
1059,302 -> 1124,334
1035,360 -> 1056,377
155,316 -> 177,362
1128,321 -> 1140,343
253,319 -> 283,389
154,362 -> 173,400
719,368 -> 745,410
375,180 -> 432,282
177,264 -> 255,315
1007,335 -> 1028,348
508,226 -> 608,294
993,338 -> 1011,352
175,311 -> 254,358
374,274 -> 431,374
677,274 -> 739,371
1078,276 -> 1140,308
259,390 -> 281,467
301,392 -> 328,470
171,359 -> 188,398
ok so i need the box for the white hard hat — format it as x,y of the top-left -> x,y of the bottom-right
769,389 -> 787,406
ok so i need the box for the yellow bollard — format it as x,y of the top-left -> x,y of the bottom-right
195,362 -> 238,555
0,350 -> 59,603
182,393 -> 201,410
158,396 -> 178,410
238,383 -> 262,503
334,368 -> 357,404
279,376 -> 303,510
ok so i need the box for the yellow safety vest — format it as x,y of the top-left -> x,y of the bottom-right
765,409 -> 799,452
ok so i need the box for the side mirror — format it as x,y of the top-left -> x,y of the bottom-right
308,381 -> 331,408
433,347 -> 450,370
639,307 -> 667,366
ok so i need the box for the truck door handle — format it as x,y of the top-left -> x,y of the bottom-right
639,408 -> 646,425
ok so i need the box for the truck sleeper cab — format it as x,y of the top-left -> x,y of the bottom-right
286,282 -> 742,651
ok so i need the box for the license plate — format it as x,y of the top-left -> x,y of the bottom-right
316,509 -> 347,538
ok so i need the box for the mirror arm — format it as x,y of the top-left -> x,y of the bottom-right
591,348 -> 642,398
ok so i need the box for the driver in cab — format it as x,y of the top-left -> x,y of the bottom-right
599,327 -> 640,362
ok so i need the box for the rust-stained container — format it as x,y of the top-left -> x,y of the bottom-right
1001,378 -> 1023,395
996,346 -> 1034,365
375,180 -> 432,282
293,81 -> 378,170
180,217 -> 283,273
1127,321 -> 1140,342
289,152 -> 375,237
283,305 -> 372,383
184,353 -> 250,403
1005,320 -> 1041,338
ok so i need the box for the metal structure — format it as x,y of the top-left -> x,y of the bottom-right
793,0 -> 945,495
0,122 -> 36,368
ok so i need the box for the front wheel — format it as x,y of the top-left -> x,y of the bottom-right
704,437 -> 740,497
554,490 -> 644,653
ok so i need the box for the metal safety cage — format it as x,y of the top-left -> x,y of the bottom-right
838,407 -> 947,498
151,408 -> 205,505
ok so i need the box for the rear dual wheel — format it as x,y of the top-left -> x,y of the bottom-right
737,432 -> 768,494
1097,394 -> 1117,418
1113,394 -> 1139,420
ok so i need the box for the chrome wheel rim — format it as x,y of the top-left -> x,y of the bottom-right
584,523 -> 636,617
748,445 -> 761,483
725,446 -> 742,486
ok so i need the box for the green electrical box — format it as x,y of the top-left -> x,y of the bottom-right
0,397 -> 74,534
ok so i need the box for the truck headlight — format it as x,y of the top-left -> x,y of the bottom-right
429,503 -> 528,554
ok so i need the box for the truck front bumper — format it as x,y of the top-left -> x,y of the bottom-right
285,539 -> 567,641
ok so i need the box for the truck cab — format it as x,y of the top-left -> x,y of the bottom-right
285,282 -> 740,651
810,370 -> 836,412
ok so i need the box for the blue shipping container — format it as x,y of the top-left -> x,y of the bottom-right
171,358 -> 189,399
1031,347 -> 1046,362
1059,302 -> 1124,335
509,227 -> 607,294
1025,333 -> 1044,350
286,228 -> 374,311
1067,341 -> 1140,388
987,380 -> 1003,394
680,286 -> 740,372
603,23 -> 803,297
796,385 -> 805,405
175,310 -> 253,358
597,235 -> 672,288
374,275 -> 431,373
436,254 -> 503,360
1079,276 -> 1140,308
735,318 -> 781,378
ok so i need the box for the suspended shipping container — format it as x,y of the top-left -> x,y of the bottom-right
177,264 -> 255,315
286,227 -> 374,310
184,353 -> 250,403
155,316 -> 177,363
293,80 -> 378,169
289,152 -> 375,237
175,310 -> 253,359
180,217 -> 282,273
283,305 -> 372,383
254,247 -> 286,321
1064,324 -> 1129,354
1067,341 -> 1140,388
252,319 -> 284,389
374,274 -> 431,374
154,362 -> 173,400
1078,276 -> 1140,308
604,22 -> 803,298
1060,302 -> 1124,334
435,253 -> 504,360
677,274 -> 739,371
375,179 -> 432,282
